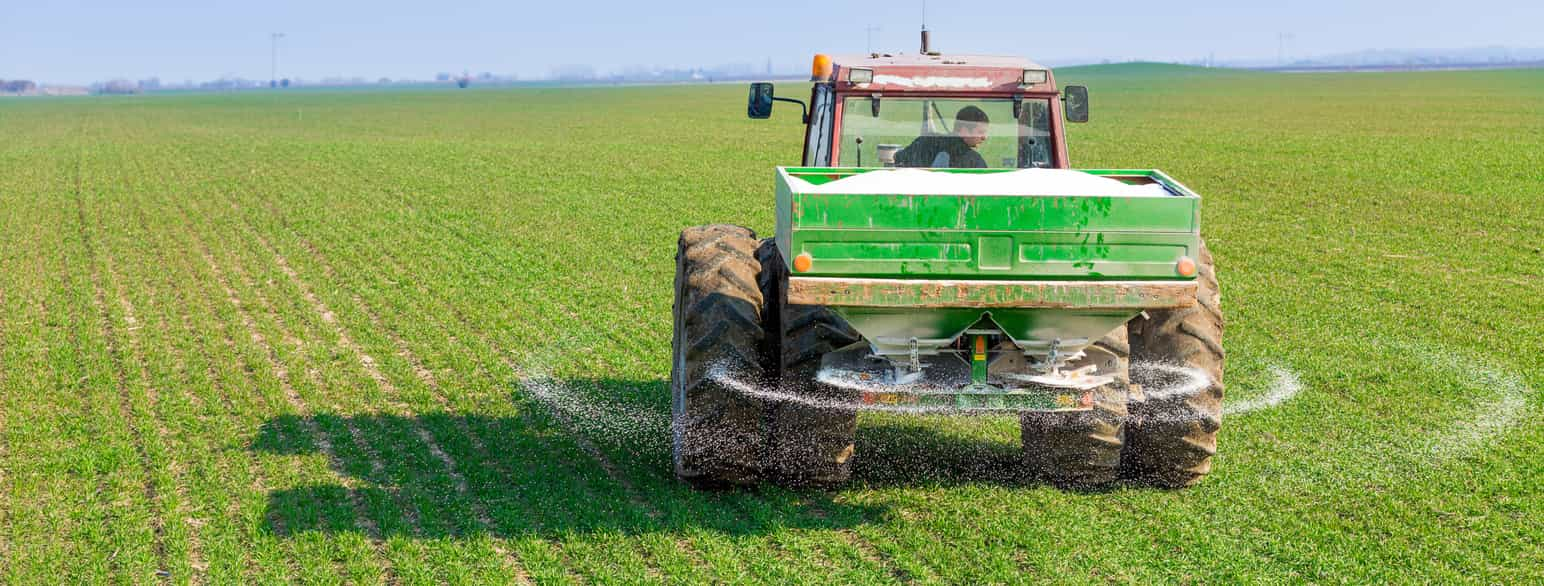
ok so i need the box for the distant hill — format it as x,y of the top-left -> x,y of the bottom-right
1049,47 -> 1544,74
1051,62 -> 1250,78
1280,46 -> 1544,69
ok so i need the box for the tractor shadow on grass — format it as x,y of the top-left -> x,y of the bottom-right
250,387 -> 881,541
251,377 -> 1068,541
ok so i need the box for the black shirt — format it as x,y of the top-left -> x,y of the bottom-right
894,135 -> 988,169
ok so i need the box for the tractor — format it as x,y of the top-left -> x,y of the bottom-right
671,45 -> 1223,489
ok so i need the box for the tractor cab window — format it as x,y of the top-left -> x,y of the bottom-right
836,97 -> 1053,169
805,85 -> 835,166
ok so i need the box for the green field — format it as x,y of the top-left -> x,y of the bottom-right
1,64 -> 1540,584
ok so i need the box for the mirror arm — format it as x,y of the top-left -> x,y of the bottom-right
772,97 -> 808,123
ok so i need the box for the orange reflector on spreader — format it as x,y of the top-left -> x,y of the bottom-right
1176,256 -> 1197,277
793,252 -> 813,273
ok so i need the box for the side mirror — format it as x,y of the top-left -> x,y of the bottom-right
1063,85 -> 1089,123
748,82 -> 774,119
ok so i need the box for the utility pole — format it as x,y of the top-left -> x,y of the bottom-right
1277,32 -> 1294,67
865,25 -> 881,54
271,32 -> 285,87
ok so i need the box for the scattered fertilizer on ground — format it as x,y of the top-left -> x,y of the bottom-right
1130,360 -> 1303,419
1223,364 -> 1303,415
1392,341 -> 1535,458
1130,361 -> 1211,402
514,353 -> 1318,473
1262,341 -> 1536,486
518,368 -> 667,448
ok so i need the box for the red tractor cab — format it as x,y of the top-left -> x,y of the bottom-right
749,52 -> 1089,169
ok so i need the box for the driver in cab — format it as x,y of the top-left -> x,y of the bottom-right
894,106 -> 990,168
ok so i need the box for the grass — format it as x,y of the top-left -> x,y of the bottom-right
1,65 -> 1540,584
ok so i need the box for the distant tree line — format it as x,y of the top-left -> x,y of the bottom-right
86,78 -> 166,95
97,79 -> 140,94
0,79 -> 38,94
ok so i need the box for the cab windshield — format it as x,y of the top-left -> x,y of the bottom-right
836,96 -> 1053,169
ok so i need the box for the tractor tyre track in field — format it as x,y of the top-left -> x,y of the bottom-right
218,224 -> 437,547
241,192 -> 854,581
360,206 -> 715,489
141,203 -> 284,583
112,188 -> 234,582
193,235 -> 395,580
245,202 -> 673,580
169,287 -> 242,583
292,237 -> 541,584
66,150 -> 120,577
180,267 -> 294,582
274,243 -> 599,581
107,259 -> 205,583
151,171 -> 310,580
203,288 -> 300,581
256,229 -> 535,585
367,211 -> 828,581
76,188 -> 173,583
232,196 -> 631,581
40,217 -> 111,579
245,232 -> 414,516
210,237 -> 390,579
384,241 -> 719,577
277,229 -> 631,583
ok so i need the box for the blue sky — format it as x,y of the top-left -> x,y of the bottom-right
3,0 -> 1542,84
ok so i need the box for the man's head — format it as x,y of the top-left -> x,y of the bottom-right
954,106 -> 990,148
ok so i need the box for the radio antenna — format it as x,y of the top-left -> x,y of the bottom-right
919,0 -> 931,53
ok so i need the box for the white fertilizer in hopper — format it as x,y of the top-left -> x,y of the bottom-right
797,168 -> 1173,197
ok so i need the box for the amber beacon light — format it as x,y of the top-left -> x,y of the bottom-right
811,54 -> 833,81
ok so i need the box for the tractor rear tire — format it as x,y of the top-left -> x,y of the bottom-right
1123,242 -> 1225,488
671,225 -> 770,487
757,239 -> 864,487
1020,327 -> 1130,488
